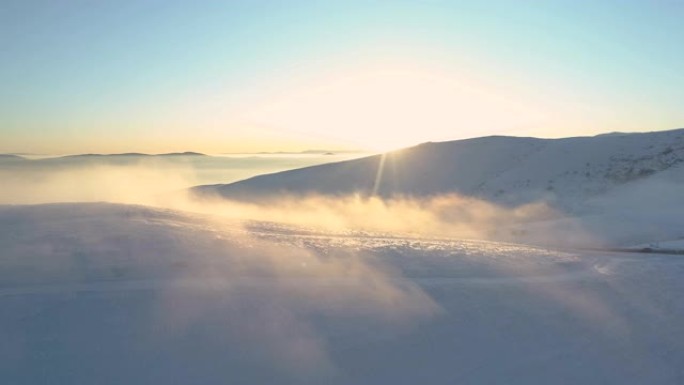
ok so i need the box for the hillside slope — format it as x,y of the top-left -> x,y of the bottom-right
194,129 -> 684,209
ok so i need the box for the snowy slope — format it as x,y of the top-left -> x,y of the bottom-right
2,203 -> 683,384
194,128 -> 684,209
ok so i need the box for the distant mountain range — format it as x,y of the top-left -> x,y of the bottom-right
0,151 -> 359,160
222,149 -> 363,155
0,152 -> 208,162
0,150 -> 370,160
55,151 -> 207,159
0,154 -> 25,160
194,128 -> 684,209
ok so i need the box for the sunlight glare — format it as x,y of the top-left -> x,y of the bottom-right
239,66 -> 546,151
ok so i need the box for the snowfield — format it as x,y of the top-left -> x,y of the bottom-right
2,203 -> 683,384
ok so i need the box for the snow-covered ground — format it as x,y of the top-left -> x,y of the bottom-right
194,129 -> 684,249
196,129 -> 684,209
2,203 -> 683,384
3,130 -> 684,383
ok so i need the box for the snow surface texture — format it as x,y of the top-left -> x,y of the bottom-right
195,129 -> 684,248
2,203 -> 683,385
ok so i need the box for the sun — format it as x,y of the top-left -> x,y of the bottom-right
235,65 -> 546,151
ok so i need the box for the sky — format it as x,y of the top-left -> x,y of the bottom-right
2,0 -> 683,154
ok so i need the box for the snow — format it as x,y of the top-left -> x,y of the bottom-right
3,129 -> 684,383
194,129 -> 684,248
196,129 -> 684,209
627,239 -> 684,253
2,203 -> 683,384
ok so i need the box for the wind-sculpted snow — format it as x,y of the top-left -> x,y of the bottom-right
1,203 -> 683,384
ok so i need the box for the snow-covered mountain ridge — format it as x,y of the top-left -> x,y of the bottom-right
194,128 -> 684,209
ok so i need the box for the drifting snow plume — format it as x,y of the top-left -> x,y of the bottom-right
0,159 -> 596,246
0,203 -> 440,382
180,192 -> 593,245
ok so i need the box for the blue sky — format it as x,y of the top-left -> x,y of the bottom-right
2,0 -> 683,153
